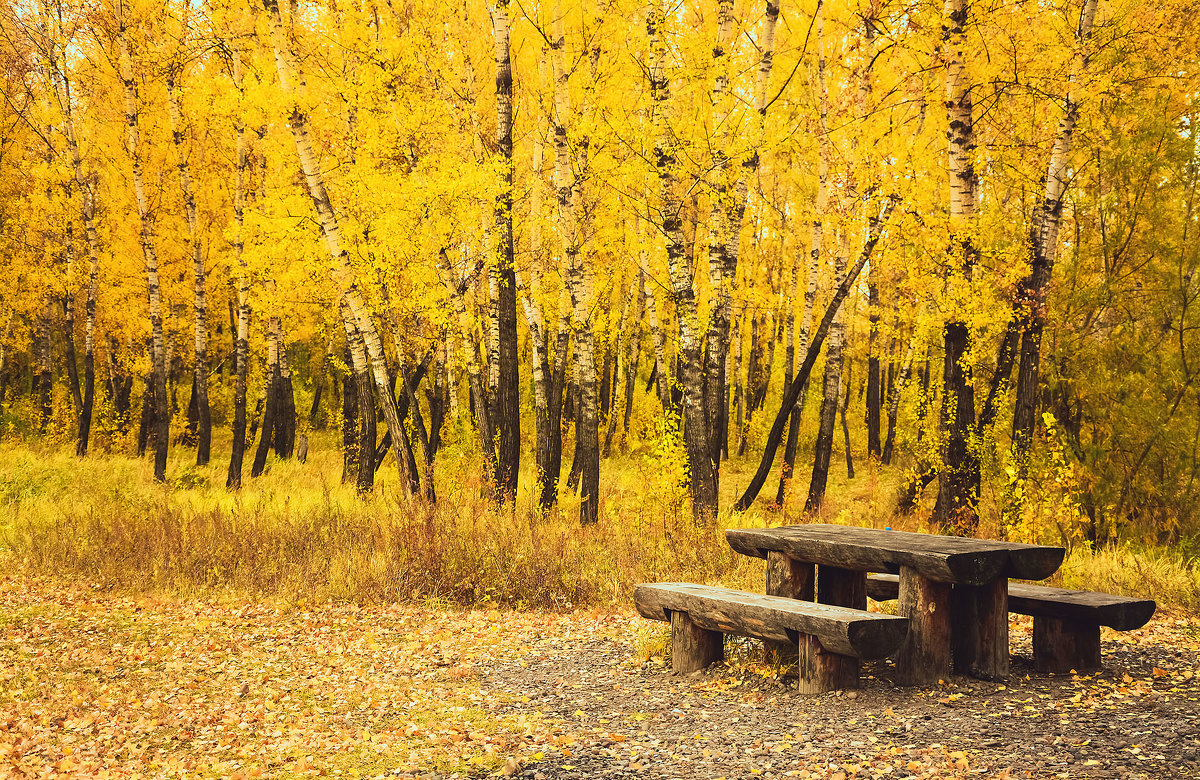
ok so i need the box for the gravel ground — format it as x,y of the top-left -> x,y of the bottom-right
480,617 -> 1200,780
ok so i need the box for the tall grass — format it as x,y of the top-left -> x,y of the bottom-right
0,439 -> 763,607
2,438 -> 1195,611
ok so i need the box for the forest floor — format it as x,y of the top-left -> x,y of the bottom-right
2,569 -> 1199,780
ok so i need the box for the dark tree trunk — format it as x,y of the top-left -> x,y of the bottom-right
933,320 -> 980,531
841,360 -> 855,479
493,2 -> 521,505
865,281 -> 882,458
62,295 -> 82,415
227,307 -> 251,489
251,363 -> 278,478
36,299 -> 52,433
341,346 -> 358,484
273,344 -> 296,459
136,373 -> 155,457
77,336 -> 95,456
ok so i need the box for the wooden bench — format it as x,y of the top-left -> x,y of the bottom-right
634,583 -> 908,693
864,574 -> 1156,673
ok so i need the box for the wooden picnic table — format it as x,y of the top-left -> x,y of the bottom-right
725,524 -> 1065,684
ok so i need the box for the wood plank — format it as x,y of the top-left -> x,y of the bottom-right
866,574 -> 1155,631
634,583 -> 907,659
727,525 -> 1016,585
893,567 -> 952,686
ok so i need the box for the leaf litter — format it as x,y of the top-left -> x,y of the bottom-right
3,571 -> 1199,779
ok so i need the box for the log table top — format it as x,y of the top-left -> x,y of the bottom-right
726,525 -> 1064,585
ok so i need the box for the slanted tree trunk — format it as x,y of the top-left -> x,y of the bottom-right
118,1 -> 169,481
734,198 -> 895,512
263,0 -> 411,495
1011,0 -> 1099,458
649,0 -> 716,520
166,64 -> 210,466
777,4 -> 826,505
226,43 -> 252,489
492,0 -> 520,503
934,0 -> 980,531
805,230 -> 850,513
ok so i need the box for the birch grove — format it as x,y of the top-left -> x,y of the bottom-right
1,0 -> 1198,541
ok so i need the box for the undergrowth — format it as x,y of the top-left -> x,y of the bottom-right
1,438 -> 1195,612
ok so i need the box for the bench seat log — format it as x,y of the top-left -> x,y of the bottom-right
865,574 -> 1156,630
726,526 -> 1062,586
635,584 -> 908,690
866,573 -> 1156,674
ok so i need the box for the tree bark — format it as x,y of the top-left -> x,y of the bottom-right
35,298 -> 52,433
650,0 -> 716,521
492,0 -> 520,503
934,0 -> 980,531
1011,0 -> 1099,458
226,43 -> 252,489
251,318 -> 280,478
806,229 -> 850,513
882,335 -> 916,465
118,0 -> 168,482
166,64 -> 211,466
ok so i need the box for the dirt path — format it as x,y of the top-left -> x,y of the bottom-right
482,617 -> 1200,779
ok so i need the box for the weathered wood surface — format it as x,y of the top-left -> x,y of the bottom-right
951,579 -> 1009,679
765,552 -> 812,663
1034,617 -> 1101,674
634,583 -> 907,659
726,525 -> 1063,585
818,565 -> 867,610
893,568 -> 952,686
866,574 -> 1155,630
671,610 -> 724,673
796,633 -> 858,694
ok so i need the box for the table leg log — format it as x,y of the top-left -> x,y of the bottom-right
951,578 -> 1009,679
766,552 -> 815,664
670,610 -> 723,674
796,633 -> 859,694
1033,616 -> 1101,674
894,567 -> 952,686
817,565 -> 867,610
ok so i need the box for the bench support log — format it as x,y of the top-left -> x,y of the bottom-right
951,579 -> 1009,679
670,610 -> 723,673
894,567 -> 952,686
818,565 -> 867,610
766,552 -> 814,664
796,634 -> 859,694
1033,616 -> 1100,674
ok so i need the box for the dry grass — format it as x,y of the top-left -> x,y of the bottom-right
2,437 -> 1195,612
